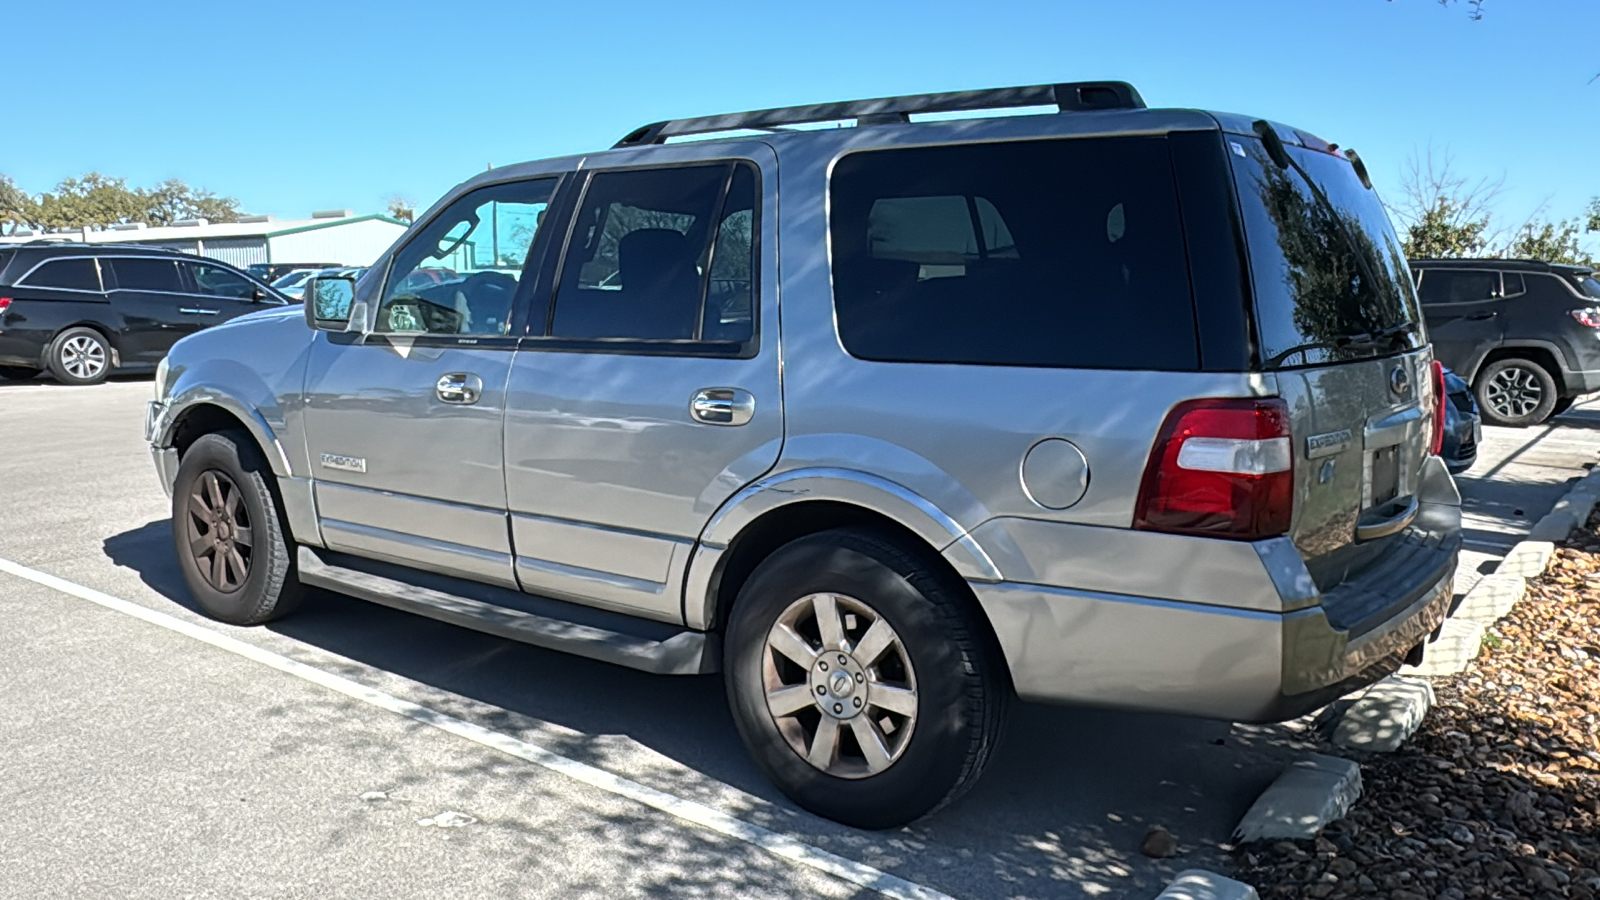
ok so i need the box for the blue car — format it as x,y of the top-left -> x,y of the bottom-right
1440,366 -> 1480,475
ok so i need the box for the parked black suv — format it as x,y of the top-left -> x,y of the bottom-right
0,244 -> 286,385
1410,258 -> 1600,427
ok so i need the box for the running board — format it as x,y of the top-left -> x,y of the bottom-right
296,546 -> 716,675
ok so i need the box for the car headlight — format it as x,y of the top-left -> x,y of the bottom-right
154,356 -> 169,401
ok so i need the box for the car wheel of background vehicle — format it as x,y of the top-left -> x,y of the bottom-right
46,327 -> 112,386
1476,358 -> 1557,428
1550,397 -> 1576,418
0,366 -> 40,381
723,527 -> 1008,829
172,430 -> 302,625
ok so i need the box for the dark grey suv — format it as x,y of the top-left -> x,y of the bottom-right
1410,258 -> 1600,426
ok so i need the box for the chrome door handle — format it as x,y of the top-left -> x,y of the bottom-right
436,372 -> 482,405
179,307 -> 219,315
690,388 -> 755,426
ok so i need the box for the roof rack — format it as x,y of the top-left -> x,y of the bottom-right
613,81 -> 1145,148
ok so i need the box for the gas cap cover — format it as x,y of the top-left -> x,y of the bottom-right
1021,438 -> 1090,510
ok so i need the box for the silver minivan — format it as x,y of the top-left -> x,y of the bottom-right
146,81 -> 1460,829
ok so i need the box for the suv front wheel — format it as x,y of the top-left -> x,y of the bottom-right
724,528 -> 1007,829
172,430 -> 303,625
1476,358 -> 1558,428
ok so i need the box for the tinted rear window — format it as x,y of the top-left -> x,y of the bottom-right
1571,274 -> 1600,300
1417,270 -> 1498,305
1229,138 -> 1422,368
829,136 -> 1199,370
20,258 -> 101,291
108,257 -> 183,293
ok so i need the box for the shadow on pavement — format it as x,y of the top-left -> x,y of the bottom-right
103,518 -> 1312,899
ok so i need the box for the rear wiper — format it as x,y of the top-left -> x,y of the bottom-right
1262,323 -> 1415,368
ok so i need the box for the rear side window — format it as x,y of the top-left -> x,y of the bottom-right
108,258 -> 183,293
1417,270 -> 1498,305
20,258 -> 101,292
829,136 -> 1198,369
1501,272 -> 1526,297
550,162 -> 757,345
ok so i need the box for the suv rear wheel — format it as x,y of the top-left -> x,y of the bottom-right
172,430 -> 303,625
47,327 -> 112,386
724,528 -> 1007,828
1477,358 -> 1557,428
0,366 -> 40,381
1551,397 -> 1576,418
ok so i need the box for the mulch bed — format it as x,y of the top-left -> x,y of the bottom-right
1232,512 -> 1600,898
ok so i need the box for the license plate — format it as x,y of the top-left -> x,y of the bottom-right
1370,446 -> 1400,506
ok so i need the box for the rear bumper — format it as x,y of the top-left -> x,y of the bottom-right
1562,367 -> 1600,396
966,455 -> 1461,723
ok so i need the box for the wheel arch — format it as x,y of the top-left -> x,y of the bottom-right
1480,343 -> 1567,394
683,469 -> 1001,633
45,321 -> 121,370
158,392 -> 291,479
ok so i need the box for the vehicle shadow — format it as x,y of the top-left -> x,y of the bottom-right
103,518 -> 1312,899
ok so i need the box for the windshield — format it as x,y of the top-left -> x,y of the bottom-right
1229,136 -> 1424,369
272,270 -> 313,289
1572,274 -> 1600,300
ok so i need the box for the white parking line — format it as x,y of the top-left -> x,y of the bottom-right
0,556 -> 952,900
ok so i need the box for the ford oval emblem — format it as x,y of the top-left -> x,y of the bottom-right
1389,365 -> 1412,398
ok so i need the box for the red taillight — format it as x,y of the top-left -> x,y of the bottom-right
1134,398 -> 1294,541
1429,360 -> 1447,456
0,297 -> 11,315
1570,308 -> 1600,328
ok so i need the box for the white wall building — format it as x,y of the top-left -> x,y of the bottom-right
0,211 -> 409,269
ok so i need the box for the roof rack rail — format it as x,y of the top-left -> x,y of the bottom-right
613,81 -> 1145,148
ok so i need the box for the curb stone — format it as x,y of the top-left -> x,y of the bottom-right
1153,869 -> 1260,900
1331,674 -> 1434,752
1496,541 -> 1555,579
1233,753 -> 1362,842
1398,616 -> 1485,678
1452,572 -> 1527,623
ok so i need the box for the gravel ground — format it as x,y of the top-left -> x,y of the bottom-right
1235,509 -> 1600,899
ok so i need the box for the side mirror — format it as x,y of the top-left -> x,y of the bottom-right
304,276 -> 360,332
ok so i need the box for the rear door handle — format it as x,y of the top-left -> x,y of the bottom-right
179,307 -> 219,316
690,388 -> 755,426
436,372 -> 482,405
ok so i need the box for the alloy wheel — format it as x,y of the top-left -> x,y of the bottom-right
185,470 -> 253,593
762,592 -> 919,778
1485,366 -> 1543,419
59,335 -> 107,381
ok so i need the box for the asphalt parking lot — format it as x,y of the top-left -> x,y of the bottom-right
1,377 -> 1595,900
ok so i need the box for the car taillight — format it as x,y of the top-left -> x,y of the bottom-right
0,297 -> 11,315
1570,308 -> 1600,328
1429,360 -> 1446,456
1134,398 -> 1294,541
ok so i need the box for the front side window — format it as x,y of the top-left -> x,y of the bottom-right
106,258 -> 183,293
1417,270 -> 1498,305
376,177 -> 557,336
550,162 -> 756,345
21,258 -> 101,292
185,261 -> 256,299
830,136 -> 1197,369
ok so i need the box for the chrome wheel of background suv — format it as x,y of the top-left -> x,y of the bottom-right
763,592 -> 919,778
1485,365 -> 1544,420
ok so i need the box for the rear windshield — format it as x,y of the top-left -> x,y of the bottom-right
1229,137 -> 1423,369
829,135 -> 1200,370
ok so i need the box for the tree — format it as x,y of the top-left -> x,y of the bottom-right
0,173 -> 242,231
0,175 -> 36,235
1588,198 -> 1600,234
1504,215 -> 1595,267
142,178 -> 242,226
386,194 -> 416,224
1390,148 -> 1501,258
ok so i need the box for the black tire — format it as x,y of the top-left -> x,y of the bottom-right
46,326 -> 112,385
1551,397 -> 1576,418
724,528 -> 1008,829
0,366 -> 39,381
172,430 -> 302,625
1476,358 -> 1558,428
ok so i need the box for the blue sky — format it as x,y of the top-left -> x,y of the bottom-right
6,0 -> 1596,249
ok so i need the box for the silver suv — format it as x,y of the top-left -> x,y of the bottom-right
146,82 -> 1461,829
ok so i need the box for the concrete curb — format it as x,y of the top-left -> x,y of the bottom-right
1453,572 -> 1527,624
1233,753 -> 1362,842
1153,869 -> 1260,900
1399,616 -> 1485,677
1331,674 -> 1434,752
